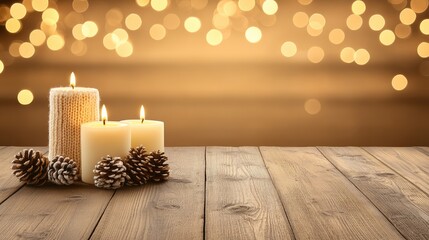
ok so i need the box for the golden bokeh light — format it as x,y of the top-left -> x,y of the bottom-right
329,29 -> 345,45
304,99 -> 321,115
420,19 -> 429,35
72,24 -> 85,40
410,0 -> 428,13
103,33 -> 117,50
17,89 -> 34,105
417,42 -> 429,58
184,17 -> 202,33
136,0 -> 150,7
369,14 -> 385,31
238,0 -> 255,11
42,8 -> 59,25
115,41 -> 133,57
351,1 -> 366,15
391,74 -> 408,91
72,0 -> 89,13
206,29 -> 223,46
0,60 -> 4,74
347,14 -> 362,31
9,41 -> 22,57
0,6 -> 11,23
32,0 -> 49,12
395,23 -> 411,39
281,41 -> 297,58
298,0 -> 313,6
164,13 -> 181,30
151,0 -> 169,12
213,14 -> 230,29
340,47 -> 355,63
10,3 -> 27,20
113,28 -> 129,42
262,0 -> 278,16
150,24 -> 167,40
82,21 -> 99,38
307,24 -> 323,37
245,26 -> 262,43
106,9 -> 123,27
309,13 -> 326,30
71,40 -> 87,56
47,34 -> 65,51
293,12 -> 308,28
354,48 -> 370,65
223,1 -> 238,17
125,13 -> 142,31
399,8 -> 416,25
5,18 -> 22,34
307,46 -> 324,63
379,30 -> 395,46
64,11 -> 84,28
19,42 -> 35,58
40,21 -> 57,35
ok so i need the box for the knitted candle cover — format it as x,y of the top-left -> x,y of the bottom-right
49,87 -> 100,176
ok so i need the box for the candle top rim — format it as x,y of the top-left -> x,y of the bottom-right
50,87 -> 99,93
82,121 -> 129,128
121,119 -> 164,125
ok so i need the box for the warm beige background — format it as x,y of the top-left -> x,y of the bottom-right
0,0 -> 428,146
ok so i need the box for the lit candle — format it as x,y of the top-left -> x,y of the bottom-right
121,105 -> 164,152
49,72 -> 100,175
81,105 -> 131,184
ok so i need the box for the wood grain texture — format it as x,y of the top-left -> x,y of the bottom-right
365,147 -> 429,195
0,146 -> 47,204
260,147 -> 404,240
0,183 -> 114,239
91,147 -> 205,240
205,146 -> 294,240
319,147 -> 429,240
417,147 -> 429,156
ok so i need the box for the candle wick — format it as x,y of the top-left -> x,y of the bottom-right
71,85 -> 75,89
103,119 -> 106,125
141,118 -> 145,123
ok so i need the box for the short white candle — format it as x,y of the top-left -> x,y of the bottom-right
81,105 -> 131,184
121,105 -> 164,152
49,72 -> 99,174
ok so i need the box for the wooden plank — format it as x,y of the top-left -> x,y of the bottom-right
319,147 -> 429,240
0,146 -> 48,204
205,146 -> 294,240
0,183 -> 114,239
260,147 -> 404,240
365,147 -> 429,195
91,147 -> 205,240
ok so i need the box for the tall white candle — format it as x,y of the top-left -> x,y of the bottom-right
121,105 -> 164,152
49,72 -> 99,174
81,105 -> 131,184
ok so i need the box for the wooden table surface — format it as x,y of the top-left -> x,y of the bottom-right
0,146 -> 428,240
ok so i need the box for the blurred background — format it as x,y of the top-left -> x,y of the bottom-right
0,0 -> 428,146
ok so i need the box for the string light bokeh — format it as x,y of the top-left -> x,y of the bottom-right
0,0 -> 428,146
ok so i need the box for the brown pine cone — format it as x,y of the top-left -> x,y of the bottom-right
11,149 -> 49,186
125,146 -> 150,186
48,155 -> 78,185
147,151 -> 170,182
93,156 -> 126,190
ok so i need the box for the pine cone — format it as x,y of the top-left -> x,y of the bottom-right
48,155 -> 78,185
11,149 -> 49,186
125,146 -> 150,186
93,156 -> 126,190
147,151 -> 170,182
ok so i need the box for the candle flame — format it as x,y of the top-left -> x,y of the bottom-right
140,105 -> 145,123
70,72 -> 76,89
101,104 -> 107,125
